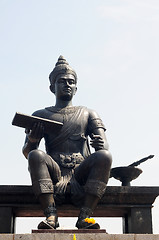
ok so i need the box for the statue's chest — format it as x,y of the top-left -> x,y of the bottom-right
47,112 -> 64,123
45,111 -> 88,136
46,112 -> 76,124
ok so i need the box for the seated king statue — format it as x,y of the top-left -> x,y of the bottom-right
22,56 -> 112,230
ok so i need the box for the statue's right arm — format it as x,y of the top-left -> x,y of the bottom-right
22,122 -> 44,159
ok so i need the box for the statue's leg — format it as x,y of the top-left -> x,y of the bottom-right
74,149 -> 112,229
28,149 -> 61,229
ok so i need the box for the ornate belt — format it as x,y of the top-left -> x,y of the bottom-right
53,152 -> 84,168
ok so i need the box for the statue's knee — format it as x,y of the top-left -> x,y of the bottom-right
95,150 -> 112,168
28,149 -> 46,167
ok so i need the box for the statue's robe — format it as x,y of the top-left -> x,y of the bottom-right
44,106 -> 91,205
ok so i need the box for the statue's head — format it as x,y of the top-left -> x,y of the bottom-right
49,56 -> 77,94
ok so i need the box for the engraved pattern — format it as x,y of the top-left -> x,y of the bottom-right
33,179 -> 54,196
44,206 -> 57,217
46,106 -> 80,114
89,118 -> 106,131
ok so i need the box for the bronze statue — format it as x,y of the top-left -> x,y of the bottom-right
22,56 -> 112,229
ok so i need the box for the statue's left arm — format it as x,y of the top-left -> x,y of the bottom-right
88,110 -> 109,151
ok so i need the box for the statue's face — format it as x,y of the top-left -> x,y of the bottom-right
54,73 -> 77,101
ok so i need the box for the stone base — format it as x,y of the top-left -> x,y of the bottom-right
1,234 -> 159,240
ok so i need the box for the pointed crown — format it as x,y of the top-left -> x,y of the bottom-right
49,56 -> 77,85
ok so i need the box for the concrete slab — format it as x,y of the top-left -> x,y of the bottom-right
14,233 -> 108,240
113,234 -> 134,240
14,234 -> 34,240
135,234 -> 159,240
1,234 -> 159,240
0,235 -> 13,240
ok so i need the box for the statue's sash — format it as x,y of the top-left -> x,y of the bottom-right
46,106 -> 86,150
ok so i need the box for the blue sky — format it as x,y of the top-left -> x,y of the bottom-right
0,0 -> 159,234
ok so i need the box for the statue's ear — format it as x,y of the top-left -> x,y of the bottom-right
74,86 -> 77,95
49,84 -> 55,93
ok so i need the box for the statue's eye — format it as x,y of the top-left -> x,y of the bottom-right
69,80 -> 75,84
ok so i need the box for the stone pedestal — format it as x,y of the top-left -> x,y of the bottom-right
1,185 -> 159,234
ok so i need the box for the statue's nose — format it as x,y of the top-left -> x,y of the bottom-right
65,80 -> 70,86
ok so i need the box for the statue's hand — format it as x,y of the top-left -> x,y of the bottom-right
25,122 -> 44,143
90,134 -> 105,150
